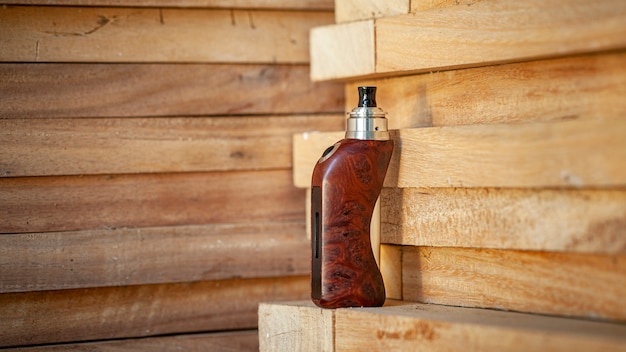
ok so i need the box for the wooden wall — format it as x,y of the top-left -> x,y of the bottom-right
262,0 -> 626,350
0,1 -> 345,350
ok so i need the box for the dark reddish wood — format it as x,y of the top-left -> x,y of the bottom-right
311,138 -> 394,308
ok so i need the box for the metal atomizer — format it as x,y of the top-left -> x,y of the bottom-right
311,86 -> 394,309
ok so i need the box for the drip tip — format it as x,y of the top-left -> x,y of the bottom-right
358,86 -> 377,107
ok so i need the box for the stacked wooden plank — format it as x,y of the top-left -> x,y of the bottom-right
0,0 -> 343,350
262,0 -> 626,350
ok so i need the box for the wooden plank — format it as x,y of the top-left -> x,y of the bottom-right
410,0 -> 483,13
310,20 -> 375,81
335,301 -> 626,351
345,51 -> 626,129
334,0 -> 408,23
0,170 -> 304,234
0,64 -> 345,118
0,0 -> 334,9
0,6 -> 333,63
258,300 -> 335,352
403,247 -> 626,322
380,244 -> 402,300
381,188 -> 626,254
292,117 -> 626,188
7,331 -> 259,351
0,114 -> 344,177
311,0 -> 626,81
0,276 -> 308,348
0,222 -> 308,293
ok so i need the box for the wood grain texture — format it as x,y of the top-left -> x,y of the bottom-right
0,276 -> 309,348
0,0 -> 333,9
403,247 -> 626,322
380,244 -> 402,300
310,20 -> 375,81
381,188 -> 626,254
0,114 -> 344,177
0,64 -> 344,118
258,300 -> 334,352
7,331 -> 259,351
0,6 -> 333,63
311,0 -> 626,80
311,139 -> 393,308
334,0 -> 408,23
335,301 -> 626,351
0,170 -> 304,234
0,222 -> 308,293
410,0 -> 483,12
293,117 -> 626,188
346,51 -> 626,129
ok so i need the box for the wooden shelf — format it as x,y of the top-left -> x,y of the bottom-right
259,300 -> 626,351
311,0 -> 626,81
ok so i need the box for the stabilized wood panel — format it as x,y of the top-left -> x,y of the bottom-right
258,301 -> 335,352
345,51 -> 626,129
403,247 -> 626,322
335,302 -> 626,351
0,114 -> 344,177
0,64 -> 344,118
381,188 -> 626,254
8,331 -> 259,352
0,222 -> 308,293
0,276 -> 308,348
311,0 -> 626,80
0,6 -> 333,63
0,0 -> 334,9
1,170 -> 304,234
292,118 -> 626,188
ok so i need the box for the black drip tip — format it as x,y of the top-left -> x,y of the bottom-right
358,86 -> 377,107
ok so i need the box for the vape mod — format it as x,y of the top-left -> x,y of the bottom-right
311,86 -> 394,309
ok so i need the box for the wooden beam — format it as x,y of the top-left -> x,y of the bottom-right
0,6 -> 333,63
335,301 -> 626,351
381,188 -> 626,254
0,222 -> 308,293
334,0 -> 408,23
0,276 -> 308,348
0,0 -> 334,9
1,170 -> 304,234
310,0 -> 626,81
0,115 -> 343,177
403,247 -> 626,322
310,20 -> 375,81
345,51 -> 626,129
7,331 -> 259,351
0,64 -> 344,118
410,0 -> 483,13
292,117 -> 626,188
258,300 -> 335,352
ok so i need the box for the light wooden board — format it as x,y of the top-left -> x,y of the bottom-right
0,6 -> 333,63
0,115 -> 343,177
403,247 -> 626,322
311,0 -> 626,81
335,301 -> 626,351
8,331 -> 259,351
334,0 -> 408,23
381,188 -> 626,254
292,117 -> 626,188
0,222 -> 308,293
345,51 -> 626,129
380,244 -> 402,300
0,0 -> 333,9
258,300 -> 335,352
410,0 -> 483,12
310,20 -> 375,81
0,64 -> 344,118
1,170 -> 304,234
0,276 -> 308,348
